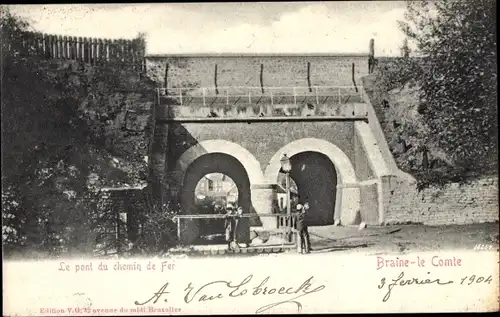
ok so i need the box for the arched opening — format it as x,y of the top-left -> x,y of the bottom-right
266,138 -> 359,225
180,153 -> 251,244
277,151 -> 338,226
193,173 -> 238,243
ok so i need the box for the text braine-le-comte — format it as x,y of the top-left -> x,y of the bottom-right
377,255 -> 462,270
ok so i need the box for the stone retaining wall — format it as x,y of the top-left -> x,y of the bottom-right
382,176 -> 498,225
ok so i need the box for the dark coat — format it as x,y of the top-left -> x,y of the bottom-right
224,214 -> 236,230
295,211 -> 307,231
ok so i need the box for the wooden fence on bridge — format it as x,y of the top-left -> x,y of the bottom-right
3,30 -> 146,69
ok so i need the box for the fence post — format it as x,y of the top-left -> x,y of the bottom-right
76,37 -> 82,60
270,89 -> 273,106
338,87 -> 341,104
48,34 -> 53,58
123,39 -> 127,63
74,36 -> 79,60
119,39 -> 125,62
62,35 -> 68,59
123,40 -> 130,65
179,89 -> 183,105
112,39 -> 118,62
58,35 -> 64,59
293,87 -> 297,105
202,88 -> 206,107
226,89 -> 229,105
315,87 -> 319,104
96,38 -> 102,63
84,37 -> 92,64
34,32 -> 41,55
119,39 -> 124,62
91,38 -> 97,65
248,91 -> 251,105
51,34 -> 56,58
52,35 -> 57,58
46,35 -> 52,58
67,36 -> 72,59
110,39 -> 116,62
53,35 -> 59,59
41,33 -> 47,57
131,39 -> 137,69
105,39 -> 111,62
129,40 -> 134,65
68,36 -> 74,59
67,35 -> 72,59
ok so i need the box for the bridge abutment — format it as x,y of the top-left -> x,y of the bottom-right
337,186 -> 361,225
250,185 -> 278,228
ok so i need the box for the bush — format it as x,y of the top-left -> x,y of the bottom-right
134,201 -> 181,256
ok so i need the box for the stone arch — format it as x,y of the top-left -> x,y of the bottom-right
174,139 -> 265,186
264,138 -> 356,185
173,140 -> 263,244
264,138 -> 360,225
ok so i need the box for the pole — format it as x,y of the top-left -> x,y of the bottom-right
286,172 -> 291,216
177,218 -> 181,246
286,172 -> 292,242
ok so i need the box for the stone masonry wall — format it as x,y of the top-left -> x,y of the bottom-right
383,176 -> 499,225
13,57 -> 157,186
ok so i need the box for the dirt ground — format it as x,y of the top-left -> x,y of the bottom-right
164,222 -> 499,258
308,222 -> 499,255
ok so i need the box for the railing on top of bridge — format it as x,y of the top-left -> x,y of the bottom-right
156,85 -> 365,107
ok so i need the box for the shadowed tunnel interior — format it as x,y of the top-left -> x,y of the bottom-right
180,153 -> 252,244
289,151 -> 337,226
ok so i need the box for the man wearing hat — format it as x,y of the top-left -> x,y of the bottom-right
224,204 -> 236,250
296,202 -> 311,254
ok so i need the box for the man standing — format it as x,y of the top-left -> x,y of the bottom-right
224,205 -> 236,250
296,202 -> 311,254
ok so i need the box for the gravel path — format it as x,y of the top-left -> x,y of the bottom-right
308,222 -> 499,255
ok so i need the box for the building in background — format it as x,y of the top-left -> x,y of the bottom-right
195,173 -> 238,205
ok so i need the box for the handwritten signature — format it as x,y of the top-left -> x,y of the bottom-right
135,275 -> 326,313
377,271 -> 453,302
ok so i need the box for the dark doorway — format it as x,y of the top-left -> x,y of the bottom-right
287,151 -> 338,226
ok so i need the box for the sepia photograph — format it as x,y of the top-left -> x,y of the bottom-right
2,1 -> 498,315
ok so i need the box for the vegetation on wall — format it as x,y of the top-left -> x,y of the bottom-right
364,0 -> 497,189
1,10 -> 155,258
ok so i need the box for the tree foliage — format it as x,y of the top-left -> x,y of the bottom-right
398,0 -> 497,173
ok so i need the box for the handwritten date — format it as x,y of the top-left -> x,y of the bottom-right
378,272 -> 493,302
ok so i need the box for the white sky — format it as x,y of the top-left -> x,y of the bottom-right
6,2 -> 414,56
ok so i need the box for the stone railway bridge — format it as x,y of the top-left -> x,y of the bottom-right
144,53 -> 411,244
